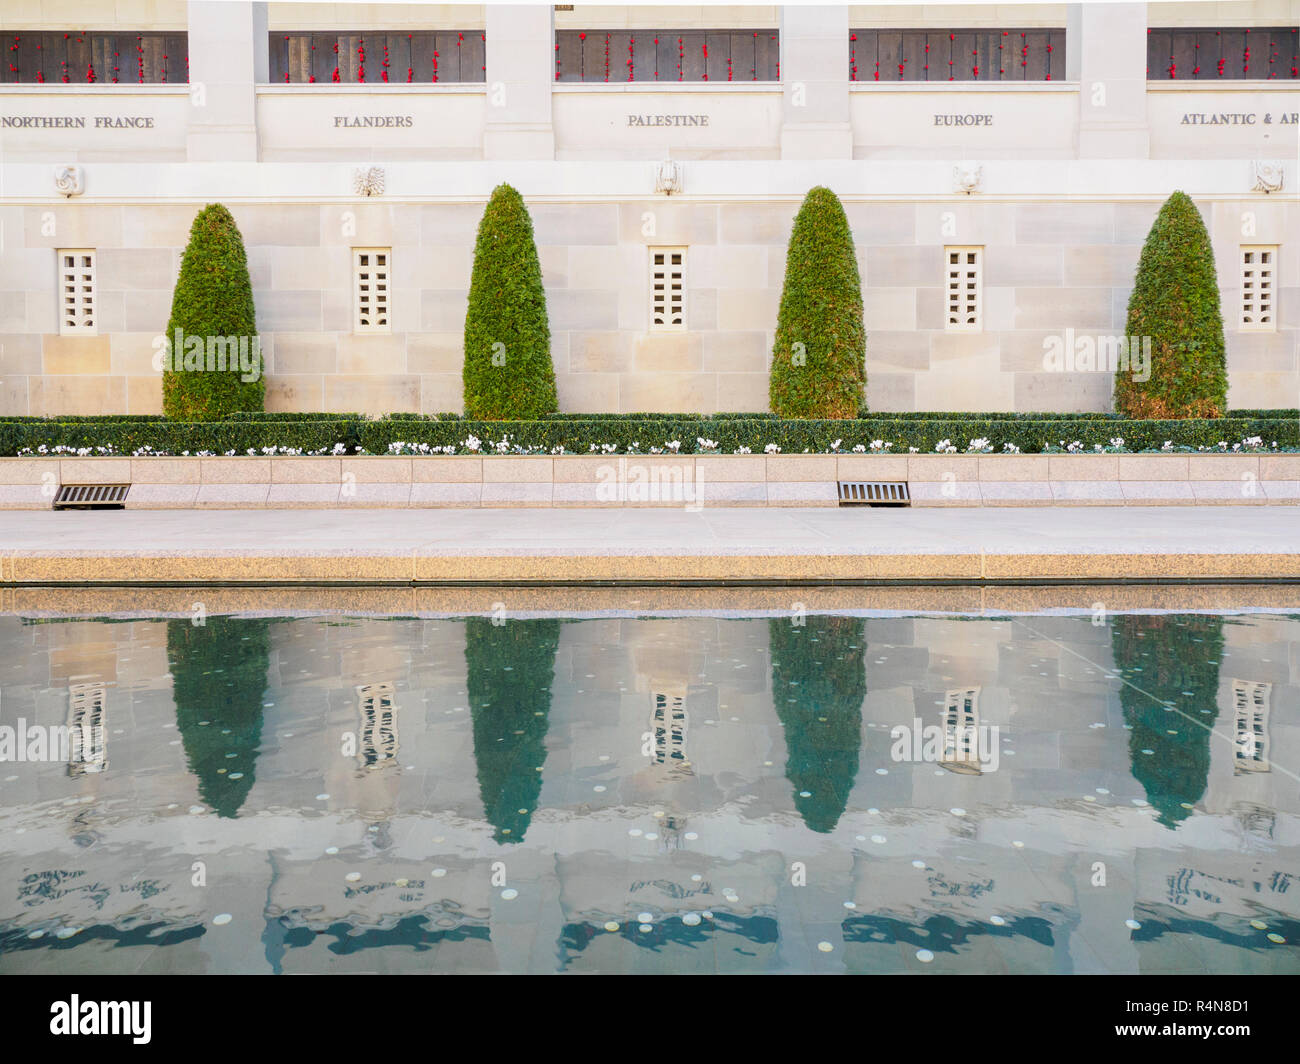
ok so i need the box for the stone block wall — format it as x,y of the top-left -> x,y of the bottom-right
0,195 -> 1296,415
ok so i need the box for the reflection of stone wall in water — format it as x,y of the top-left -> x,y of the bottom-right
1111,614 -> 1224,828
167,617 -> 271,818
769,616 -> 866,833
466,618 -> 560,844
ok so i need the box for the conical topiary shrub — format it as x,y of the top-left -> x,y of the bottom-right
769,186 -> 866,418
1115,191 -> 1227,418
463,184 -> 558,419
162,204 -> 264,420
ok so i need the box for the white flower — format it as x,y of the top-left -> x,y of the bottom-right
1002,442 -> 1020,454
852,444 -> 866,453
764,443 -> 780,454
735,446 -> 752,454
665,440 -> 682,453
463,434 -> 482,452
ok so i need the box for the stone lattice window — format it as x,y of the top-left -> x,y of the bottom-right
1240,246 -> 1277,329
353,249 -> 390,333
58,250 -> 96,335
67,682 -> 107,776
650,248 -> 685,330
357,682 -> 398,768
1232,679 -> 1270,773
945,246 -> 982,331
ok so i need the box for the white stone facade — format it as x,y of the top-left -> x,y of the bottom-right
0,1 -> 1298,415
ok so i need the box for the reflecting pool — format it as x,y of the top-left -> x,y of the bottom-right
0,597 -> 1297,974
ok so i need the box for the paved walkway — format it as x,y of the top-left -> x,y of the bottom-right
1,506 -> 1297,584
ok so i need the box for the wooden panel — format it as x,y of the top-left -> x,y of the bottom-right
1170,30 -> 1197,80
1219,30 -> 1246,78
1047,29 -> 1064,80
877,31 -> 901,81
681,32 -> 706,81
608,32 -> 630,82
408,32 -> 434,83
142,34 -> 165,81
268,33 -> 288,82
704,33 -> 727,81
163,33 -> 186,82
555,31 -> 582,82
898,30 -> 924,81
849,30 -> 867,82
755,31 -> 778,81
88,34 -> 109,84
1154,29 -> 1175,78
464,31 -> 486,82
726,32 -> 749,83
922,33 -> 945,82
952,31 -> 977,80
629,32 -> 653,82
19,33 -> 46,82
577,31 -> 600,81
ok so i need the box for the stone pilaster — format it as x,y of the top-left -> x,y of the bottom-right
1072,2 -> 1150,159
780,5 -> 852,161
185,1 -> 266,162
483,5 -> 555,161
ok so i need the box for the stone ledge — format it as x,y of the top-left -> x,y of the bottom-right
0,454 -> 1293,509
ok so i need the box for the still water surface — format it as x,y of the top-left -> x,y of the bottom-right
0,605 -> 1296,973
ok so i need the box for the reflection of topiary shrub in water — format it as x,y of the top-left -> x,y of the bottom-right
769,186 -> 866,419
1111,614 -> 1224,828
466,617 -> 560,844
770,615 -> 866,833
167,617 -> 271,818
1115,191 -> 1227,419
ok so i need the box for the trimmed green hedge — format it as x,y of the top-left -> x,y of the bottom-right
2,412 -> 1296,456
361,415 -> 1298,455
0,418 -> 357,456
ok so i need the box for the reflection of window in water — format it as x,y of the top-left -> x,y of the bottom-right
67,682 -> 107,776
1232,802 -> 1275,841
942,686 -> 981,775
650,688 -> 688,774
1232,680 -> 1270,774
357,682 -> 398,768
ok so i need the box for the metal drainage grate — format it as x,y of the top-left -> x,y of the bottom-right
837,481 -> 910,507
53,484 -> 129,510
